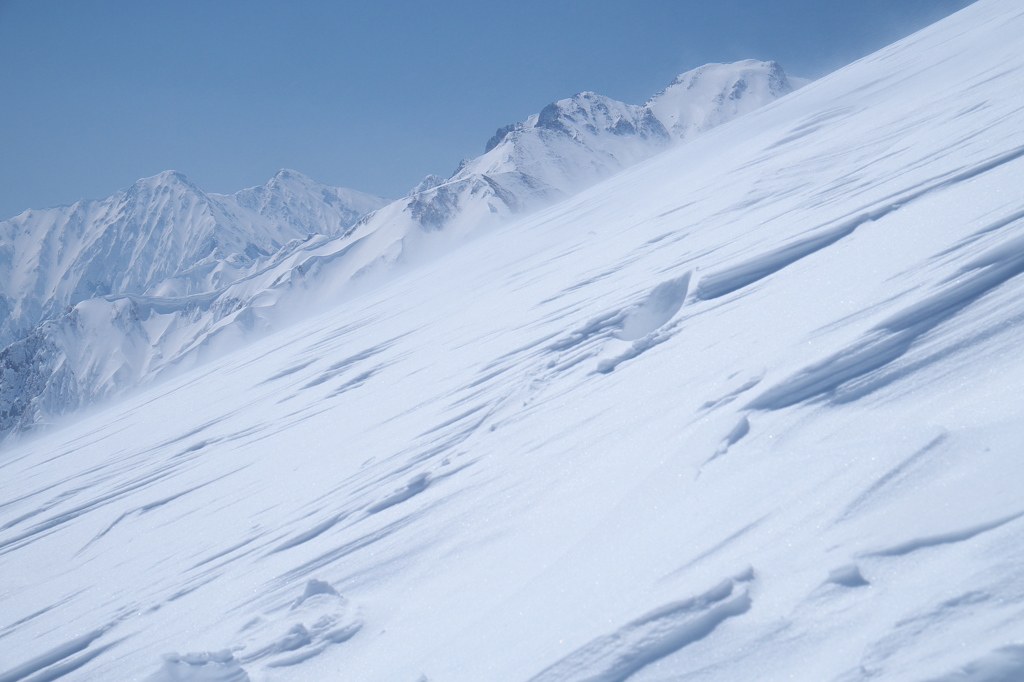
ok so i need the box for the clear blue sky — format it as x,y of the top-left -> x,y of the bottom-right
0,0 -> 975,219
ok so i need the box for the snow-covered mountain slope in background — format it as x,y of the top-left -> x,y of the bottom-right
0,169 -> 386,347
278,60 -> 797,301
3,1 -> 1024,680
229,169 -> 387,248
0,61 -> 796,438
0,171 -> 388,434
646,59 -> 796,139
404,59 -> 795,235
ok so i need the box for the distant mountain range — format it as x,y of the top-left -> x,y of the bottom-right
0,60 -> 799,437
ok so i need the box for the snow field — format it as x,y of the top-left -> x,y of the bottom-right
3,1 -> 1024,680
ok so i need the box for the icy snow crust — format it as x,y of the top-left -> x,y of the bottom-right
3,1 -> 1024,680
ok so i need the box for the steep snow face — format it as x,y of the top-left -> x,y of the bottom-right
2,2 -> 1024,681
1,171 -> 236,346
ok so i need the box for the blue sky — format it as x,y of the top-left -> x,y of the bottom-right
0,0 -> 974,219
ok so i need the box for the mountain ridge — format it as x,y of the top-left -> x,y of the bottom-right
0,60 -> 800,439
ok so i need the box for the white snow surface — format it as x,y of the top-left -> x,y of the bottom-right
3,2 -> 1024,681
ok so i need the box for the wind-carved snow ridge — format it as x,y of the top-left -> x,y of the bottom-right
145,579 -> 361,681
0,626 -> 119,682
595,272 -> 691,373
146,651 -> 250,682
541,272 -> 692,377
827,564 -> 870,588
616,274 -> 692,341
749,210 -> 1024,410
863,511 -> 1024,558
527,571 -> 754,682
693,218 -> 865,301
694,144 -> 1024,304
924,645 -> 1024,682
701,414 -> 752,469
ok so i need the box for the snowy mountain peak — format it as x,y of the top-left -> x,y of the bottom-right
143,168 -> 194,185
647,59 -> 797,140
230,170 -> 388,233
260,168 -> 333,193
534,91 -> 670,142
426,60 -> 797,233
126,169 -> 205,199
272,167 -> 305,181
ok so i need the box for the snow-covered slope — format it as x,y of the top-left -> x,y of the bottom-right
0,169 -> 386,348
5,3 -> 1024,678
0,61 -> 795,438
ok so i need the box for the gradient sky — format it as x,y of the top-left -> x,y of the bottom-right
0,0 -> 975,220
